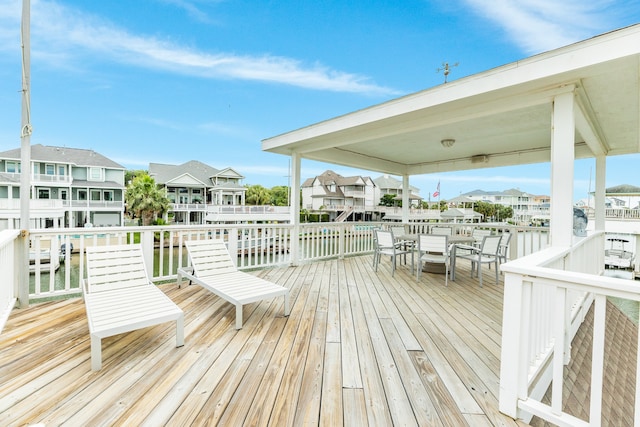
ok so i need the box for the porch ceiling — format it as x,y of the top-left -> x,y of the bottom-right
262,25 -> 640,177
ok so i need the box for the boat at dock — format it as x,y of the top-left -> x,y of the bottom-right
604,236 -> 636,279
29,249 -> 60,273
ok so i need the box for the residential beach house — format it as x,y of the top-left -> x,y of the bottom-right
0,144 -> 125,230
149,160 -> 247,225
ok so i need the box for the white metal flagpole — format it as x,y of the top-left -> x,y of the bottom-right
18,0 -> 32,308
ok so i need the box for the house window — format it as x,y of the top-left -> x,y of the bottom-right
104,190 -> 114,201
58,165 -> 66,176
60,190 -> 67,201
88,167 -> 103,181
78,190 -> 87,201
192,188 -> 202,203
90,190 -> 101,201
6,161 -> 20,173
38,188 -> 50,199
45,164 -> 55,175
179,188 -> 189,203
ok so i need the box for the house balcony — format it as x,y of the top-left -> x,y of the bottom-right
0,224 -> 637,426
204,205 -> 291,222
31,173 -> 72,185
0,198 -> 64,212
342,189 -> 366,198
169,202 -> 207,212
62,200 -> 125,210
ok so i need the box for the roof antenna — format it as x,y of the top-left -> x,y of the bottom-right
436,62 -> 459,83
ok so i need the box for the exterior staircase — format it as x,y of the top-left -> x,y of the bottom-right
335,207 -> 354,222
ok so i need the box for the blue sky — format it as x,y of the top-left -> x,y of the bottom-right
0,0 -> 639,201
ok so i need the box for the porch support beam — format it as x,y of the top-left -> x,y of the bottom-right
290,152 -> 301,266
402,175 -> 409,223
594,155 -> 606,231
550,90 -> 575,247
574,88 -> 608,157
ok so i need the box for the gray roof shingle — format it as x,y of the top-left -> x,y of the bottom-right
0,144 -> 124,169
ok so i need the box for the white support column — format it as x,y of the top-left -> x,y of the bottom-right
594,155 -> 606,231
549,91 -> 575,247
402,175 -> 410,223
290,153 -> 301,266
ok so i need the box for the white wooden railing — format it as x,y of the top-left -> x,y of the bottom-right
17,223 -> 549,302
0,230 -> 20,332
21,222 -> 383,301
0,222 -> 552,313
499,231 -> 640,426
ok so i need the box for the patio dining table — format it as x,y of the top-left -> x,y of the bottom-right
398,234 -> 474,277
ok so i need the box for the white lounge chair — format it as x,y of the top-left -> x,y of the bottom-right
83,244 -> 184,371
177,239 -> 290,330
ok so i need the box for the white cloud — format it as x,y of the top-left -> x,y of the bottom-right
0,0 -> 396,95
461,0 -> 618,53
155,0 -> 217,24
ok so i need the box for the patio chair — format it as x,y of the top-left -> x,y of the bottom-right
416,234 -> 452,286
373,229 -> 414,276
454,234 -> 502,287
177,239 -> 289,330
431,226 -> 453,236
390,224 -> 414,260
390,225 -> 408,238
497,232 -> 512,266
471,228 -> 493,247
83,244 -> 184,371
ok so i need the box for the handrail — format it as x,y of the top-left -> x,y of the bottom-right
22,222 -> 551,302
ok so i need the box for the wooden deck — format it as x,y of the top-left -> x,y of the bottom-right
0,255 -> 529,426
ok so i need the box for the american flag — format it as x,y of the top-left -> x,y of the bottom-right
432,181 -> 440,198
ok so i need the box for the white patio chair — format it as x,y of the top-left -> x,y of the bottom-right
373,229 -> 414,276
83,244 -> 184,371
177,239 -> 289,330
497,232 -> 512,266
390,224 -> 414,262
416,234 -> 452,286
454,234 -> 502,287
431,226 -> 453,236
471,228 -> 493,247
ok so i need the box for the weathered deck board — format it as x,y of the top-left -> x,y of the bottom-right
0,254 -> 529,426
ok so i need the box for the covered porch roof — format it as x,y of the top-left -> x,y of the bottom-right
262,24 -> 640,177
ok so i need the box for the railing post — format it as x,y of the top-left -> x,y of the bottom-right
338,225 -> 345,259
17,230 -> 29,308
228,227 -> 239,268
499,271 -> 527,419
141,229 -> 155,280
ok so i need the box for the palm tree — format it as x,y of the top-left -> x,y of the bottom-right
125,173 -> 170,225
245,184 -> 271,205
